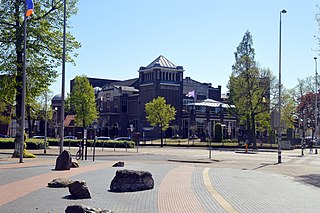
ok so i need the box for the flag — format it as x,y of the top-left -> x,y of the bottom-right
186,90 -> 195,98
26,0 -> 34,17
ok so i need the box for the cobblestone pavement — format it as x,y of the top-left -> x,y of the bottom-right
1,146 -> 320,212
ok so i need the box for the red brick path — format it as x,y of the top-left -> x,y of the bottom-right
0,160 -> 113,206
158,165 -> 206,213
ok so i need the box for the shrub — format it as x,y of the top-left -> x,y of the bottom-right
23,149 -> 36,158
215,123 -> 223,142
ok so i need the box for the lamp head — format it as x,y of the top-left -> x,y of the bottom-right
314,57 -> 317,60
281,9 -> 287,14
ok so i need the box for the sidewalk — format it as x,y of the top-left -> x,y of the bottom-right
1,147 -> 320,212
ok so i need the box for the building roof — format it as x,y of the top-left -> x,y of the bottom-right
64,115 -> 75,127
146,55 -> 176,68
113,85 -> 139,93
52,94 -> 62,101
187,99 -> 234,108
111,78 -> 139,87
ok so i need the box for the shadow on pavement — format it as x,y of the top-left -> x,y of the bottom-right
296,174 -> 320,188
252,162 -> 278,170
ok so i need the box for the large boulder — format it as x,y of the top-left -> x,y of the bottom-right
48,178 -> 74,188
110,169 -> 154,192
65,204 -> 111,213
55,150 -> 72,170
68,181 -> 91,199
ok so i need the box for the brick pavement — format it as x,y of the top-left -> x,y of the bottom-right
1,147 -> 320,212
158,165 -> 205,213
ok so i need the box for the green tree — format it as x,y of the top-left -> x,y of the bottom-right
297,92 -> 317,138
70,75 -> 98,140
0,1 -> 81,157
228,31 -> 272,148
289,78 -> 318,139
145,97 -> 176,147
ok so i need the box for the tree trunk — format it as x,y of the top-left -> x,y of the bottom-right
246,114 -> 251,144
13,48 -> 24,158
251,113 -> 257,149
160,124 -> 163,147
13,3 -> 24,158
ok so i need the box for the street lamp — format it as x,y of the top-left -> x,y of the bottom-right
59,0 -> 67,154
54,107 -> 58,139
278,9 -> 287,163
315,57 -> 318,154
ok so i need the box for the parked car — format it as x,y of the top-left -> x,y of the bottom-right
0,134 -> 8,138
189,134 -> 198,139
32,136 -> 46,139
114,137 -> 131,141
96,136 -> 111,140
64,136 -> 77,140
171,134 -> 180,139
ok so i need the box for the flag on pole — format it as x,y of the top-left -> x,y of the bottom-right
186,90 -> 195,98
26,0 -> 34,17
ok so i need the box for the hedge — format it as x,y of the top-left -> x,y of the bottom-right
0,138 -> 135,149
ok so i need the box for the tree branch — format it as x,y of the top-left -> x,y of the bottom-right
0,21 -> 16,27
33,1 -> 63,21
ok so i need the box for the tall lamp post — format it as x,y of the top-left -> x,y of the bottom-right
59,0 -> 67,154
278,9 -> 287,163
315,57 -> 318,154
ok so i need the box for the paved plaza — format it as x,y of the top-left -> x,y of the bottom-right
1,146 -> 320,212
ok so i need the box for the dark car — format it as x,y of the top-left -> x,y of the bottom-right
114,137 -> 131,141
189,134 -> 198,139
32,136 -> 46,139
97,136 -> 111,140
0,134 -> 8,138
64,136 -> 77,140
171,134 -> 180,139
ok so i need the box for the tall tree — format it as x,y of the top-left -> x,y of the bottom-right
228,31 -> 272,148
70,75 -> 98,140
145,97 -> 176,147
297,92 -> 318,138
0,1 -> 80,157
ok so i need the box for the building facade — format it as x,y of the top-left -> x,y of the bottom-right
54,55 -> 237,140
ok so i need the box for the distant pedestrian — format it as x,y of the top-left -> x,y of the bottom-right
309,140 -> 313,154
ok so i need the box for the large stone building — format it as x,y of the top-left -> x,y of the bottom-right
55,55 -> 237,140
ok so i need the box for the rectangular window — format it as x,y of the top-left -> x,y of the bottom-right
121,100 -> 127,113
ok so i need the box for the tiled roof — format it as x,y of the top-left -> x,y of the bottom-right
52,94 -> 62,101
64,115 -> 75,127
146,55 -> 177,69
111,78 -> 139,87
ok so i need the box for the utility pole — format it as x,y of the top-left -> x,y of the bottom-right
300,83 -> 305,156
314,57 -> 318,154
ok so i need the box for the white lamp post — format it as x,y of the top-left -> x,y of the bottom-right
59,0 -> 67,154
278,9 -> 287,163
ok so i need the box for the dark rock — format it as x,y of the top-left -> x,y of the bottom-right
112,161 -> 124,167
48,178 -> 74,188
110,169 -> 154,192
55,150 -> 72,170
71,161 -> 80,168
65,204 -> 112,213
68,181 -> 91,199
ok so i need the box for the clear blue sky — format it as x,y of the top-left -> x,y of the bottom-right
51,0 -> 320,96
